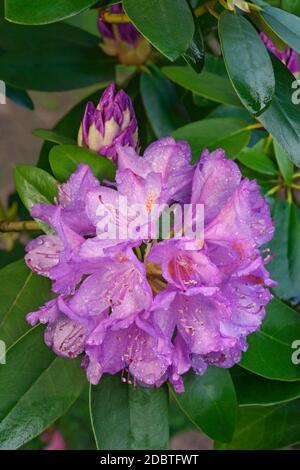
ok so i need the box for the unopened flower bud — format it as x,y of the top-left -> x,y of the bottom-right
98,3 -> 151,66
78,82 -> 138,161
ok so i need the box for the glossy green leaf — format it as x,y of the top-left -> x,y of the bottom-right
49,145 -> 116,182
90,375 -> 169,450
172,118 -> 250,160
15,165 -> 58,232
6,86 -> 33,110
182,15 -> 205,73
0,260 -> 51,348
273,139 -> 294,183
268,200 -> 300,300
32,129 -> 76,145
237,139 -> 278,175
170,368 -> 237,442
140,68 -> 189,138
287,202 -> 300,288
258,4 -> 300,52
0,327 -> 85,449
240,298 -> 300,380
0,15 -> 99,51
216,399 -> 300,449
163,65 -> 242,107
5,0 -> 97,25
219,11 -> 275,115
0,47 -> 114,91
232,367 -> 300,407
258,56 -> 300,166
123,0 -> 194,61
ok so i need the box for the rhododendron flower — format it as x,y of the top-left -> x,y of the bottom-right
260,32 -> 300,75
98,3 -> 151,65
25,85 -> 275,393
78,82 -> 138,161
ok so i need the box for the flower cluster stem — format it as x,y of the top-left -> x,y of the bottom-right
0,220 -> 40,232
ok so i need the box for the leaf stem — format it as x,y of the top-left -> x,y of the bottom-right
100,11 -> 131,24
266,184 -> 281,196
0,220 -> 40,232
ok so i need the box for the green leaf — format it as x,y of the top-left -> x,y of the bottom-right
219,12 -> 275,115
240,298 -> 300,380
0,260 -> 51,348
282,0 -> 300,16
163,65 -> 243,107
232,367 -> 300,407
5,0 -> 97,25
6,86 -> 33,110
49,145 -> 116,182
237,139 -> 278,175
268,201 -> 300,300
15,165 -> 58,232
287,202 -> 300,288
0,47 -> 114,91
182,15 -> 205,73
32,129 -> 76,145
123,0 -> 194,61
0,327 -> 85,449
0,17 -> 99,51
273,139 -> 294,183
216,400 -> 300,449
172,117 -> 250,161
90,375 -> 169,450
170,368 -> 237,442
259,4 -> 300,52
140,67 -> 189,138
258,56 -> 300,166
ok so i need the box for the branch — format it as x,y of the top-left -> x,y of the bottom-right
0,220 -> 40,232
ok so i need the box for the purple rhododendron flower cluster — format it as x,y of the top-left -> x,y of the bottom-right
260,32 -> 300,75
25,84 -> 275,393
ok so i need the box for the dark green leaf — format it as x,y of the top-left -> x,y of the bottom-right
219,11 -> 275,115
268,200 -> 300,300
49,145 -> 116,182
5,0 -> 97,25
0,17 -> 99,51
258,56 -> 300,166
170,368 -> 237,442
15,165 -> 58,232
240,298 -> 300,380
90,375 -> 169,450
172,118 -> 250,161
0,327 -> 85,449
163,65 -> 243,107
140,67 -> 189,138
32,129 -> 76,145
273,139 -> 294,183
0,47 -> 114,91
182,15 -> 205,73
237,139 -> 278,175
6,86 -> 33,110
216,399 -> 300,449
282,0 -> 300,16
123,0 -> 194,61
0,260 -> 51,348
232,367 -> 300,406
